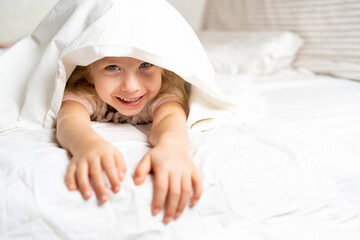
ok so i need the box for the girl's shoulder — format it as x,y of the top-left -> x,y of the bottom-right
151,91 -> 186,113
62,91 -> 94,115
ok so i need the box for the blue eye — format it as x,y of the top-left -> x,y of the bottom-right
139,62 -> 152,69
105,65 -> 119,70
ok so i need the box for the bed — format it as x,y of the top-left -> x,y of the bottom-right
1,0 -> 360,239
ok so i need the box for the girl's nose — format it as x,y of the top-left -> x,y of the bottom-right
119,74 -> 141,93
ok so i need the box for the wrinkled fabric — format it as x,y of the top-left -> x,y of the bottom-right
1,70 -> 360,239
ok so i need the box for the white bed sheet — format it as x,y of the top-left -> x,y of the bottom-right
1,69 -> 360,239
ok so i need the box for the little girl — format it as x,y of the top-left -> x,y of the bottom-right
57,57 -> 202,224
0,0 -> 237,225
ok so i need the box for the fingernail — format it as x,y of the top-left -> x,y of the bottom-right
68,183 -> 75,190
134,176 -> 141,184
84,190 -> 91,198
114,185 -> 120,192
175,211 -> 182,219
101,195 -> 108,202
164,217 -> 172,224
152,208 -> 160,216
119,172 -> 124,179
190,200 -> 198,207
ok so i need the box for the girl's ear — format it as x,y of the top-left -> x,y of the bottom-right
87,75 -> 94,84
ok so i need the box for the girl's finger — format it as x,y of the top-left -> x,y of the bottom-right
102,157 -> 121,193
133,154 -> 151,185
151,171 -> 168,217
163,173 -> 181,224
65,161 -> 78,191
114,151 -> 126,181
89,158 -> 109,204
191,170 -> 202,207
76,161 -> 92,200
175,173 -> 192,219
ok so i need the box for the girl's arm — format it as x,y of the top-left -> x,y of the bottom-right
56,101 -> 126,203
133,102 -> 202,224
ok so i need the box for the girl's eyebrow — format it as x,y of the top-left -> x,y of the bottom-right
100,57 -> 141,64
100,58 -> 118,64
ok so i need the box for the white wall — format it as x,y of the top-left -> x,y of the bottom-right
167,0 -> 207,30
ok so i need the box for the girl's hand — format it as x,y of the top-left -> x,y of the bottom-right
65,135 -> 127,204
133,144 -> 202,224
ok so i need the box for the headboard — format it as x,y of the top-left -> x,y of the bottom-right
201,0 -> 360,81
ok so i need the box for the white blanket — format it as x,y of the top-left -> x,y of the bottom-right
0,0 -> 243,132
1,69 -> 360,239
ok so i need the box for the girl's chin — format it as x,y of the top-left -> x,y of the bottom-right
113,102 -> 146,116
112,103 -> 143,115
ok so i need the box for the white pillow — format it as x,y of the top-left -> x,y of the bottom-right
197,31 -> 303,75
201,0 -> 360,81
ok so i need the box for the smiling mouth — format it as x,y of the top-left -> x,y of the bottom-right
117,96 -> 143,103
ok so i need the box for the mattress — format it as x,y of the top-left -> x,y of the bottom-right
1,69 -> 360,239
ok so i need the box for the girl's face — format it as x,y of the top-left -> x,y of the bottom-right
90,57 -> 162,116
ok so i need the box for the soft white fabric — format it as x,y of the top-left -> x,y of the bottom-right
201,0 -> 360,81
1,69 -> 360,239
197,31 -> 303,75
0,0 -> 240,132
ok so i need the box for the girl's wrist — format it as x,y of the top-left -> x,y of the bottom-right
155,132 -> 189,150
69,130 -> 103,154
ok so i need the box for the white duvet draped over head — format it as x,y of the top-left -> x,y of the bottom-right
0,0 -> 237,132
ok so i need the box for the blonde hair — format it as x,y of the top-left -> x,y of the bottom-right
65,63 -> 189,117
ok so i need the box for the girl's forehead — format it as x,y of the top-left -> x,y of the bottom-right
95,57 -> 143,65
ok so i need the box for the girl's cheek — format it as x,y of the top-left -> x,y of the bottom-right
148,73 -> 162,91
150,78 -> 162,94
94,80 -> 113,98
